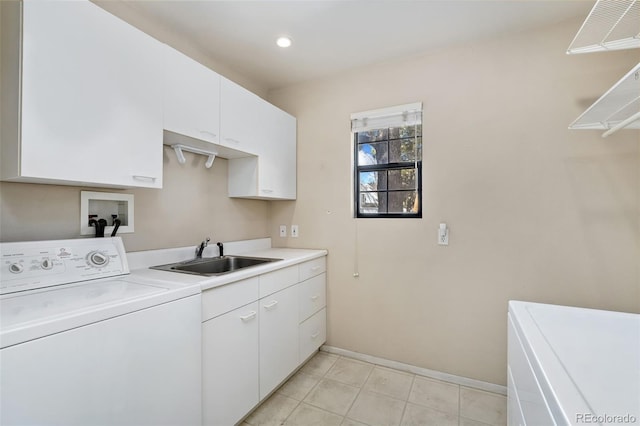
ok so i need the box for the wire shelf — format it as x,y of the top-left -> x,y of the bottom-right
570,62 -> 640,137
567,0 -> 640,54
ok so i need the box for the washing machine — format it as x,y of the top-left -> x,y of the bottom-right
0,237 -> 202,426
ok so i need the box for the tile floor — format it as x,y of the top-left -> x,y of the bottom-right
242,351 -> 507,426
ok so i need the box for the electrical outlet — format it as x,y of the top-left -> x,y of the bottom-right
279,225 -> 287,237
291,225 -> 299,238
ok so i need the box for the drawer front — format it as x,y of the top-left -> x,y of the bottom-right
299,257 -> 326,282
508,314 -> 556,426
299,308 -> 326,363
298,273 -> 326,322
259,265 -> 298,298
508,366 -> 526,426
202,277 -> 259,321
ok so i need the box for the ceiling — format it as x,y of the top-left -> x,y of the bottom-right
112,0 -> 595,90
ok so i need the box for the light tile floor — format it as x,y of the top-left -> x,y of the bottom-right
242,351 -> 507,426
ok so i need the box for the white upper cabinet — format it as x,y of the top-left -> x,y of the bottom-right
228,105 -> 297,200
261,105 -> 297,199
0,0 -> 296,195
0,0 -> 164,188
163,45 -> 221,144
220,77 -> 267,154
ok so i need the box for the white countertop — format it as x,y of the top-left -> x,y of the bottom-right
128,238 -> 327,291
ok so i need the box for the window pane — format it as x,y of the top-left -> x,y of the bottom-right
389,137 -> 422,163
358,142 -> 388,165
357,129 -> 388,143
360,192 -> 387,214
388,169 -> 416,190
388,191 -> 419,213
359,171 -> 387,191
353,123 -> 422,218
389,126 -> 421,140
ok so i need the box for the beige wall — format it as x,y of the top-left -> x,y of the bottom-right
267,18 -> 640,386
0,147 -> 269,252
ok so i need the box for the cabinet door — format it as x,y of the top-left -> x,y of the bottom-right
259,285 -> 299,399
163,45 -> 221,144
227,104 -> 297,200
256,107 -> 297,199
20,0 -> 163,188
203,302 -> 259,426
220,77 -> 265,154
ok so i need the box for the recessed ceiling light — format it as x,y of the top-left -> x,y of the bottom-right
276,36 -> 292,48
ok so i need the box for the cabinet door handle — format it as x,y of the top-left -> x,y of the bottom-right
132,175 -> 157,182
224,137 -> 240,144
311,295 -> 319,301
310,266 -> 321,272
261,189 -> 274,194
311,331 -> 320,339
239,311 -> 257,322
199,130 -> 217,139
263,300 -> 278,310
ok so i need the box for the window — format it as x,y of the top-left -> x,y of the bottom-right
352,103 -> 422,218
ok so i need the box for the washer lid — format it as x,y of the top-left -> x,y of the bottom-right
1,279 -> 166,329
0,275 -> 196,349
526,303 -> 640,423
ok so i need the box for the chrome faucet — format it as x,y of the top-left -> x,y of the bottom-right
195,237 -> 211,258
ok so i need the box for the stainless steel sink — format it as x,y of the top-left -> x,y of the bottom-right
150,255 -> 282,276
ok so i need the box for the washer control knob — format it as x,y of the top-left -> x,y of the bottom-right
87,251 -> 109,268
9,263 -> 24,274
41,258 -> 54,270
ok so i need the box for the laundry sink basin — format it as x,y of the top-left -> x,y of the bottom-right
151,255 -> 282,276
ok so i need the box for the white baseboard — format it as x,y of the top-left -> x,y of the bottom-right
320,345 -> 507,396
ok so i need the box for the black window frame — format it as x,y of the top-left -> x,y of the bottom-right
354,127 -> 423,219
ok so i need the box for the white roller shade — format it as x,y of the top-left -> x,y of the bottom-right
351,102 -> 422,132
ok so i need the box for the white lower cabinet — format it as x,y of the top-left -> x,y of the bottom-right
201,256 -> 326,425
300,308 -> 327,362
298,271 -> 327,363
298,274 -> 326,322
259,285 -> 299,399
202,302 -> 259,426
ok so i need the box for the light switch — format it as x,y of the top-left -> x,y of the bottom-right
291,225 -> 299,238
438,223 -> 449,245
279,225 -> 287,237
